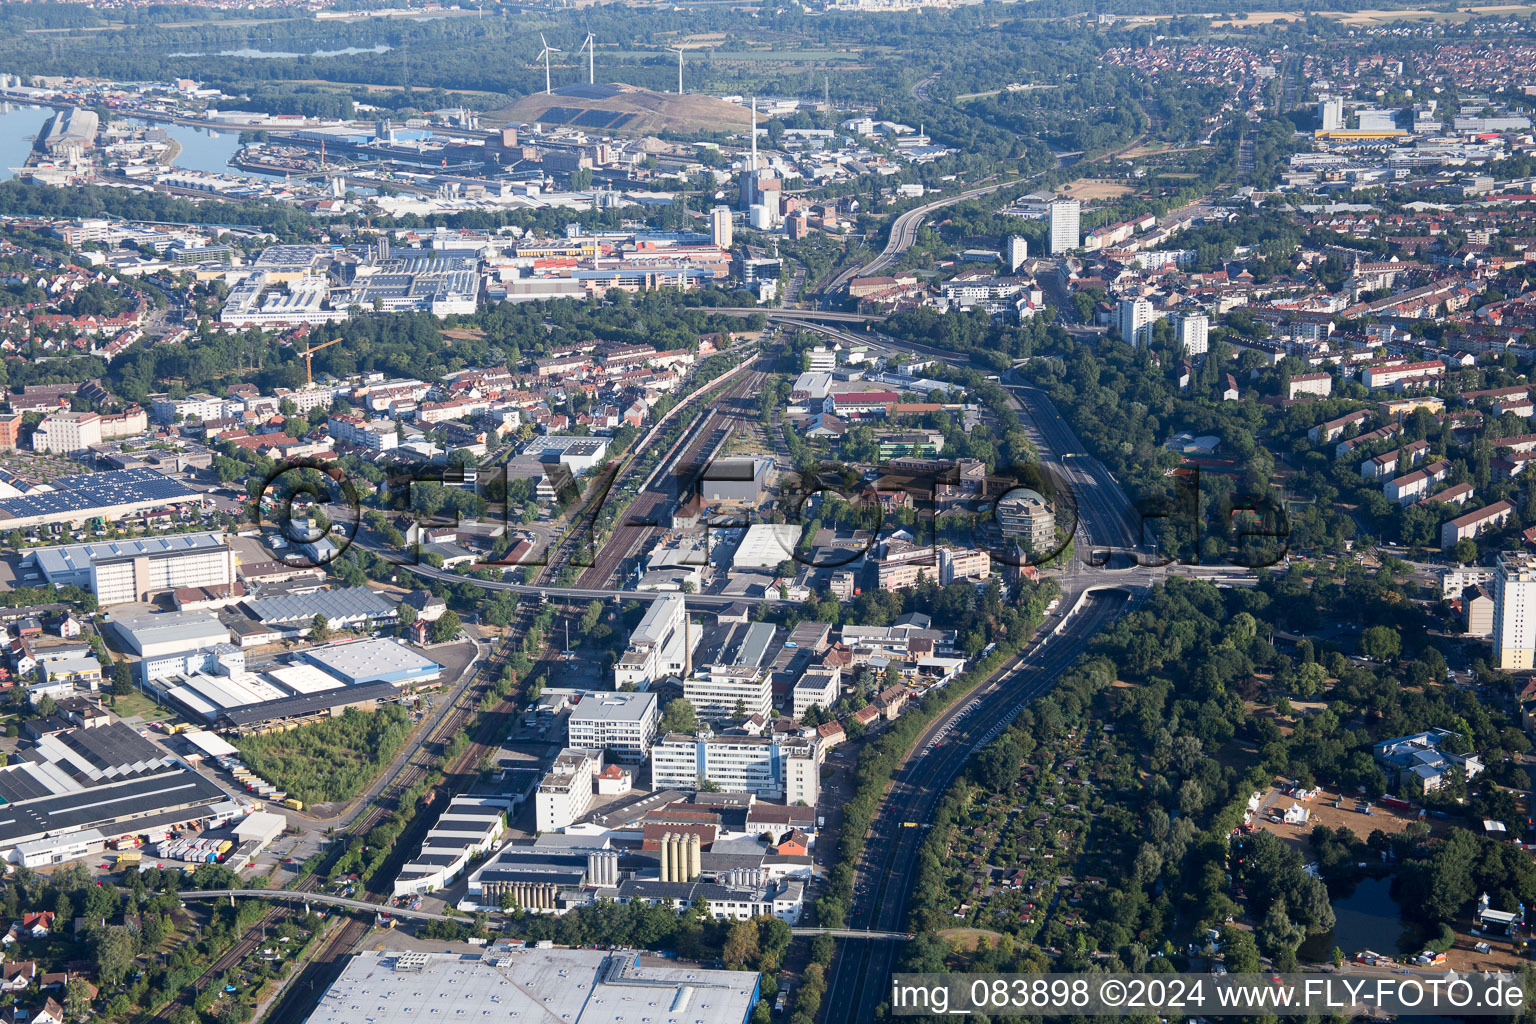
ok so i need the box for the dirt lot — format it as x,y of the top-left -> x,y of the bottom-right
1055,179 -> 1133,201
1251,785 -> 1427,854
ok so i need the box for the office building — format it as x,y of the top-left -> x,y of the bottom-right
651,733 -> 819,804
306,948 -> 760,1024
1049,198 -> 1080,254
1320,97 -> 1345,132
27,532 -> 236,607
614,595 -> 694,688
1176,312 -> 1209,356
566,691 -> 659,761
535,748 -> 599,833
685,667 -> 773,724
791,667 -> 840,720
1494,551 -> 1536,670
710,205 -> 733,249
995,490 -> 1056,553
1006,234 -> 1028,273
1116,297 -> 1156,347
32,412 -> 101,453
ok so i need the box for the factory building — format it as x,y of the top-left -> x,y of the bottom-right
110,610 -> 232,659
463,835 -> 620,912
306,948 -> 760,1024
26,531 -> 236,607
391,795 -> 511,898
0,468 -> 199,531
0,722 -> 236,868
301,638 -> 444,687
242,587 -> 398,634
148,638 -> 440,732
698,457 -> 773,506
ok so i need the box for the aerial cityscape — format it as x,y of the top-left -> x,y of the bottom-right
0,0 -> 1532,1022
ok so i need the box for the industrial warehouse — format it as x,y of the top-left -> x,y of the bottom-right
22,531 -> 236,606
0,722 -> 243,868
306,947 -> 761,1024
147,637 -> 443,732
0,467 -> 201,530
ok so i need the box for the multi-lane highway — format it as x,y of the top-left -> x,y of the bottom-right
815,322 -> 1155,1021
825,174 -> 1043,293
823,589 -> 1133,1024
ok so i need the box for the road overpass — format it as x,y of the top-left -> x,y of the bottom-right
179,890 -> 914,939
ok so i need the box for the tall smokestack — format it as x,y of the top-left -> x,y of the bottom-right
751,97 -> 758,175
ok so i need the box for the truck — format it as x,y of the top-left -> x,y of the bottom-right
115,851 -> 141,867
283,798 -> 305,812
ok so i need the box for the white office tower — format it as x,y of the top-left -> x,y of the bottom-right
1319,97 -> 1345,132
1493,551 -> 1536,670
1006,235 -> 1028,273
613,595 -> 692,688
740,97 -> 759,210
1177,312 -> 1210,356
1049,199 -> 1080,254
711,206 -> 734,249
651,734 -> 818,803
1116,297 -> 1155,348
685,666 -> 773,723
534,748 -> 599,833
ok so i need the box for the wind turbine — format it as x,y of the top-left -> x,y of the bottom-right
580,32 -> 595,85
673,46 -> 685,94
538,34 -> 561,95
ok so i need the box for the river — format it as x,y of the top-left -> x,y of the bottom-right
0,104 -> 52,181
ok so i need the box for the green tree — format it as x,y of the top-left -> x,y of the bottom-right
1360,625 -> 1401,661
1452,538 -> 1478,565
430,609 -> 463,644
660,698 -> 698,735
95,925 -> 137,988
722,919 -> 760,969
64,978 -> 93,1020
310,613 -> 331,642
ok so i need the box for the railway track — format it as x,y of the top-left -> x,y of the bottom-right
261,603 -> 538,1024
574,367 -> 768,590
530,357 -> 758,586
150,615 -> 527,1024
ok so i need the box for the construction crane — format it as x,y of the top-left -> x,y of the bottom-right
301,337 -> 341,386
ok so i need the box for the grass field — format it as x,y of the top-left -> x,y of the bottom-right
936,927 -> 1007,951
107,690 -> 169,723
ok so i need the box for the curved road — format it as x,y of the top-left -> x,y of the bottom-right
825,173 -> 1043,294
